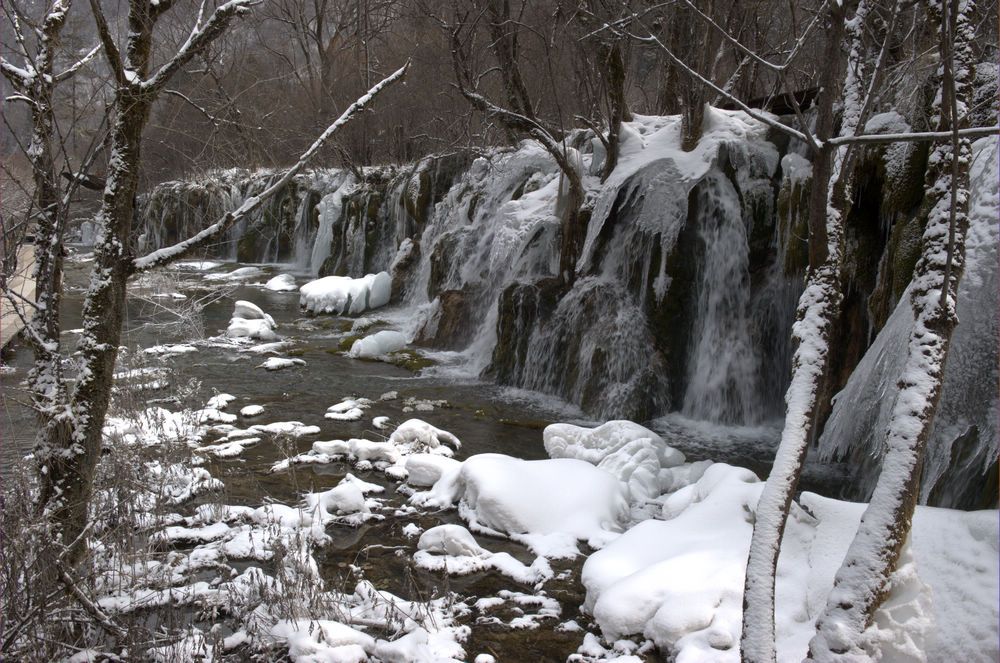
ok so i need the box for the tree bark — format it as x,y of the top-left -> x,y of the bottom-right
806,1 -> 976,658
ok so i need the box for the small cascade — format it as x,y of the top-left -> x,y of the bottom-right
512,277 -> 669,421
681,171 -> 762,424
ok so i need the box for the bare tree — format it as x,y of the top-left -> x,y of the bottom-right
17,0 -> 407,568
449,0 -> 587,285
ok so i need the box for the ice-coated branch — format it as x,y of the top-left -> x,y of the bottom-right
143,0 -> 258,95
88,0 -> 126,87
741,1 -> 878,660
1,59 -> 34,89
133,61 -> 409,273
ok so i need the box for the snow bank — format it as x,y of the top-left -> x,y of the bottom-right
544,421 -> 685,501
579,461 -> 997,662
299,271 -> 391,316
226,300 -> 279,341
411,453 -> 629,557
264,273 -> 298,291
349,330 -> 407,358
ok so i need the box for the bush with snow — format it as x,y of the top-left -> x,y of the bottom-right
299,271 -> 391,316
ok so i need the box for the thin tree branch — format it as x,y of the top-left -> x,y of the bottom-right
143,0 -> 259,95
88,0 -> 126,86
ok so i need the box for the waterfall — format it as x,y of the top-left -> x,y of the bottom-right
681,171 -> 762,424
133,114 -> 998,509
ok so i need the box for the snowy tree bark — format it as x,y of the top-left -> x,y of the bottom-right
740,1 -> 897,659
806,1 -> 977,659
31,0 -> 406,567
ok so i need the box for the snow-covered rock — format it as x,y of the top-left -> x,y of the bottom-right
389,419 -> 461,455
226,300 -> 279,341
299,271 -> 391,316
544,421 -> 685,502
404,454 -> 461,487
411,453 -> 629,557
348,330 -> 407,359
264,274 -> 298,291
257,357 -> 305,371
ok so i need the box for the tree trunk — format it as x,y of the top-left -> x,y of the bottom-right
806,2 -> 976,657
37,86 -> 151,565
740,2 -> 864,660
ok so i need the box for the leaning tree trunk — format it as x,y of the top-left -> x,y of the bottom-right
740,1 -> 866,660
806,1 -> 976,659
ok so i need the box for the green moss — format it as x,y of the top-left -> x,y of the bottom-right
338,336 -> 360,352
386,349 -> 436,372
237,230 -> 260,263
776,169 -> 811,277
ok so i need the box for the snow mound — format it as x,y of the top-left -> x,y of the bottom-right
579,462 -> 993,662
411,453 -> 629,557
226,300 -> 279,341
544,421 -> 685,501
265,274 -> 298,291
299,271 -> 391,316
349,330 -> 407,359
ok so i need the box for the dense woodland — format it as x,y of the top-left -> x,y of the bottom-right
1,0 -> 998,661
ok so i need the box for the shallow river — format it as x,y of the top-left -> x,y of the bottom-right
0,254 -> 844,660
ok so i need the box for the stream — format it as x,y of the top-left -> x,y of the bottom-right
0,252 -> 844,661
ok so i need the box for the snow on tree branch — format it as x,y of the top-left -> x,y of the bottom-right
133,61 -> 409,273
143,0 -> 259,95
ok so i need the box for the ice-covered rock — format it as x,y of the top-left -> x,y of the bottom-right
240,405 -> 264,417
299,271 -> 391,316
349,330 -> 407,359
264,274 -> 298,291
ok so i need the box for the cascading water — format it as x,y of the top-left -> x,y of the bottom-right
133,112 -> 998,508
681,171 -> 762,424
